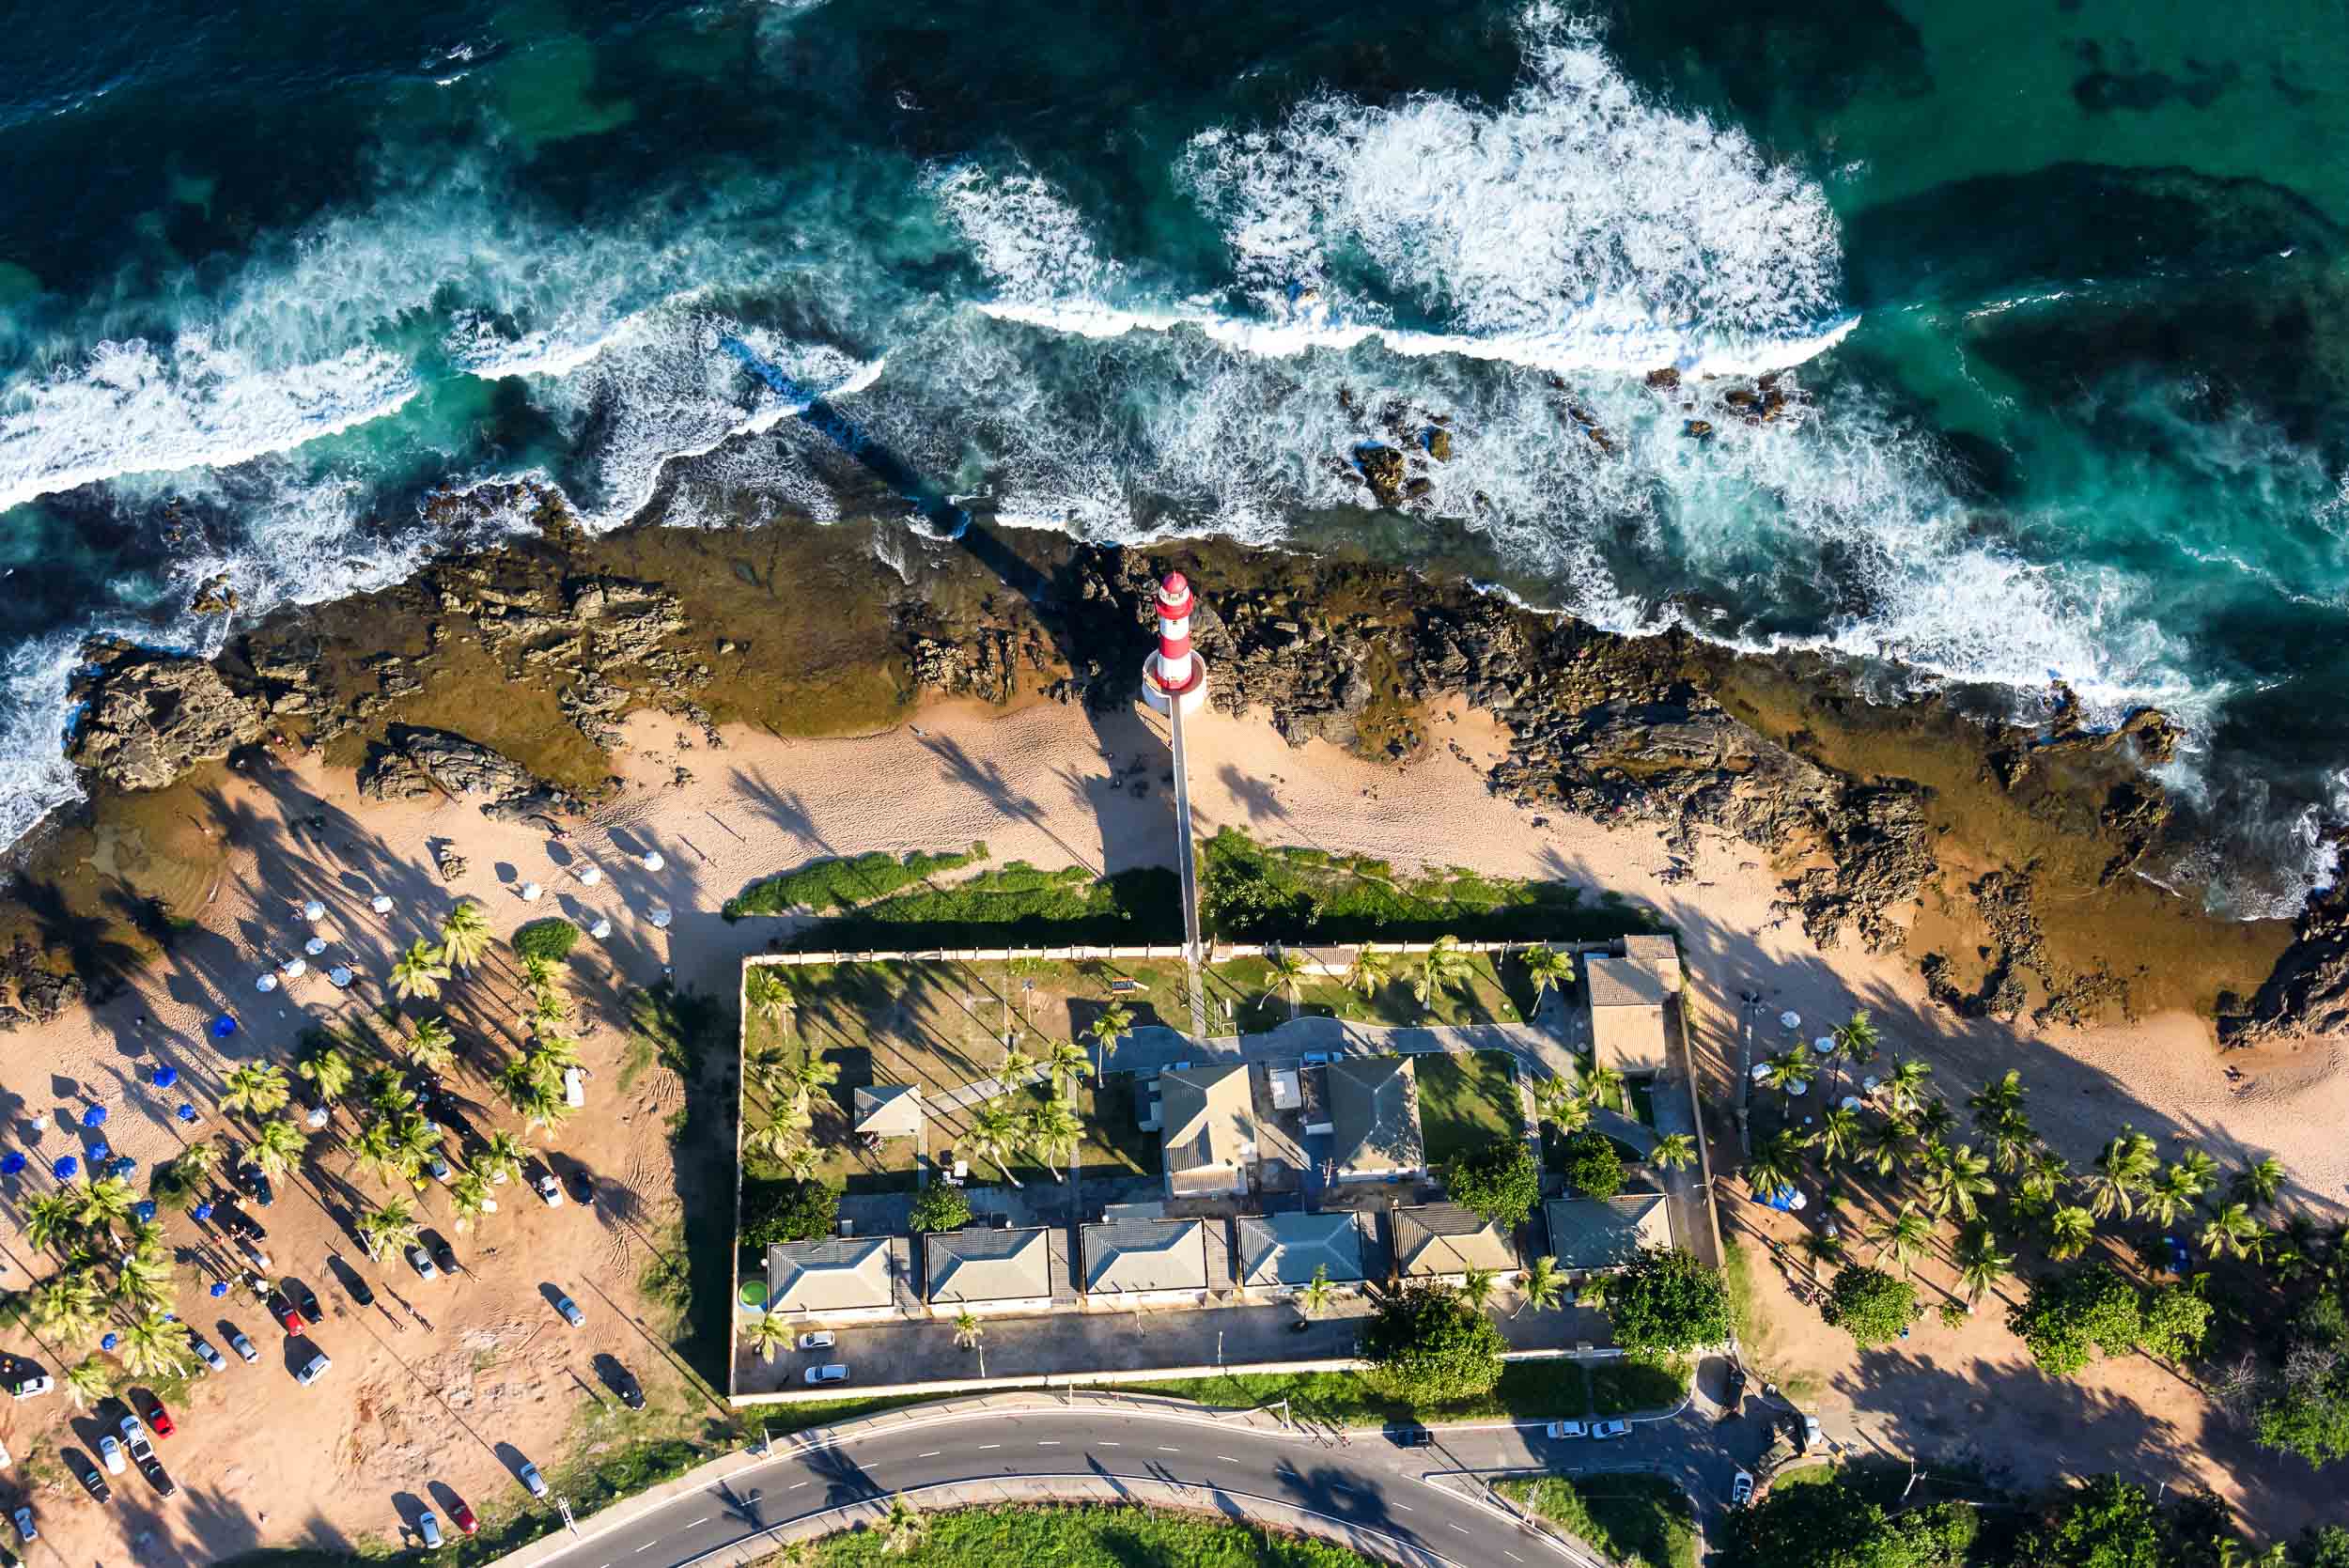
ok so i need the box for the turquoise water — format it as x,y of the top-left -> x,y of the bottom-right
4,0 -> 2348,913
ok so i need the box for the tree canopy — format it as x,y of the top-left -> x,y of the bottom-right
1557,1131 -> 1626,1200
743,1178 -> 840,1249
1606,1247 -> 1732,1356
1361,1283 -> 1507,1405
2007,1265 -> 2208,1378
1727,1471 -> 1974,1568
1823,1265 -> 1921,1348
1448,1135 -> 1543,1225
909,1186 -> 972,1234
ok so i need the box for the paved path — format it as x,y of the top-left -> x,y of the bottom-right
493,1390 -> 1777,1568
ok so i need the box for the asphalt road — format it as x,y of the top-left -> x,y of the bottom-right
524,1406 -> 1657,1568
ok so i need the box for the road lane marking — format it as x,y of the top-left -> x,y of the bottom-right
788,1481 -> 809,1490
1506,1552 -> 1525,1561
1098,1441 -> 1120,1448
1158,1446 -> 1180,1453
979,1444 -> 1001,1451
633,1543 -> 654,1553
684,1516 -> 708,1527
1393,1502 -> 1413,1512
1217,1454 -> 1239,1463
1451,1523 -> 1471,1534
1037,1440 -> 1060,1447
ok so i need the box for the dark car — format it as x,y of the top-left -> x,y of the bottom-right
73,1453 -> 111,1505
287,1280 -> 323,1324
269,1291 -> 305,1333
613,1369 -> 645,1411
566,1169 -> 595,1204
430,1237 -> 458,1275
137,1456 -> 178,1498
238,1165 -> 274,1208
1722,1362 -> 1748,1417
1386,1423 -> 1433,1447
342,1272 -> 375,1309
228,1209 -> 267,1244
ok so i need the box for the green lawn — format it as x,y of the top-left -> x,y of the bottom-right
1108,1359 -> 1588,1426
1589,1355 -> 1688,1416
807,1502 -> 1386,1566
1496,1475 -> 1698,1568
1210,952 -> 1525,1031
1414,1050 -> 1523,1168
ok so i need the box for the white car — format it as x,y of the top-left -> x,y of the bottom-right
238,1238 -> 274,1273
798,1331 -> 835,1351
534,1172 -> 564,1207
1730,1469 -> 1755,1506
1800,1414 -> 1822,1452
1545,1420 -> 1586,1439
562,1066 -> 586,1109
1591,1419 -> 1630,1440
803,1363 -> 849,1386
98,1434 -> 125,1475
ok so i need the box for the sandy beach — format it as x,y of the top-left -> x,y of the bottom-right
0,688 -> 2339,1558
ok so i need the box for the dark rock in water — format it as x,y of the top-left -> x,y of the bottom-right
189,574 -> 241,616
1403,476 -> 1435,501
1645,367 -> 1681,390
1354,444 -> 1408,507
1424,427 -> 1454,462
359,726 -> 578,823
67,641 -> 267,791
1683,420 -> 1714,440
0,938 -> 86,1032
2229,876 -> 2349,1043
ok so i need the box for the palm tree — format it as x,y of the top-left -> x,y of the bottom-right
745,969 -> 799,1036
1953,1226 -> 2015,1310
1534,1077 -> 1590,1134
365,1067 -> 417,1118
1087,1001 -> 1134,1051
1267,948 -> 1310,1017
1760,1052 -> 1814,1112
2235,1157 -> 2286,1210
996,1041 -> 1034,1089
747,1312 -> 796,1364
391,1115 -> 442,1188
2200,1202 -> 2264,1262
499,1056 -> 559,1122
448,1172 -> 492,1233
64,1357 -> 111,1410
2143,1167 -> 2200,1229
2171,1149 -> 2219,1200
24,1193 -> 78,1254
519,954 -> 559,999
1519,947 -> 1575,1014
528,1032 -> 584,1073
1828,1009 -> 1880,1097
1882,1059 -> 1933,1118
1461,1266 -> 1500,1312
1978,1110 -> 2035,1175
117,1312 -> 191,1378
72,1177 -> 134,1235
1651,1133 -> 1697,1172
478,1132 -> 528,1187
1024,1099 -> 1081,1182
1295,1265 -> 1338,1319
352,1122 -> 407,1190
1039,1039 -> 1094,1101
1913,1096 -> 1957,1147
2046,1204 -> 2096,1262
112,1250 -> 175,1316
1966,1069 -> 2026,1134
525,990 -> 572,1036
786,1053 -> 842,1116
28,1275 -> 101,1346
1873,1203 -> 1936,1279
356,1198 -> 419,1261
222,1062 -> 291,1119
1585,1062 -> 1628,1116
249,1116 -> 308,1178
1344,947 -> 1393,1001
1744,1130 -> 1807,1202
2015,1147 -> 2070,1213
390,939 -> 451,1002
438,900 -> 494,971
879,1495 -> 926,1556
2087,1128 -> 2159,1220
297,1046 -> 355,1106
1414,935 -> 1471,1006
1919,1143 -> 1994,1222
1811,1108 -> 1863,1167
406,1017 -> 459,1073
961,1098 -> 1026,1187
1863,1115 -> 1916,1177
773,1138 -> 821,1183
952,1309 -> 983,1351
1517,1255 -> 1566,1315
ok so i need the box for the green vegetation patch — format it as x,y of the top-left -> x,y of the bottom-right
1497,1474 -> 1698,1568
727,843 -> 989,921
791,862 -> 1181,949
801,1501 -> 1387,1566
1588,1354 -> 1688,1416
512,917 -> 581,963
1410,1050 -> 1522,1166
1110,1358 -> 1587,1427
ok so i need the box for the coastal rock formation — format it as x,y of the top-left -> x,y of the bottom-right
67,641 -> 267,791
2227,878 -> 2349,1043
0,939 -> 86,1032
359,727 -> 578,824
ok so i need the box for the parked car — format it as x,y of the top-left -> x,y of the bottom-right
98,1435 -> 125,1475
405,1244 -> 439,1281
1386,1423 -> 1433,1447
229,1330 -> 259,1364
141,1397 -> 175,1437
797,1331 -> 834,1351
288,1281 -> 323,1323
270,1291 -> 306,1332
427,1151 -> 452,1184
137,1456 -> 178,1498
1546,1420 -> 1587,1439
189,1333 -> 226,1374
237,1237 -> 274,1273
1730,1470 -> 1755,1507
73,1452 -> 110,1505
1799,1414 -> 1822,1452
118,1414 -> 153,1462
450,1499 -> 479,1536
803,1364 -> 849,1386
6,1372 -> 52,1398
239,1164 -> 274,1207
561,1066 -> 586,1108
1722,1362 -> 1748,1417
417,1510 -> 443,1549
228,1209 -> 267,1243
567,1169 -> 595,1204
295,1351 -> 332,1387
1590,1419 -> 1630,1440
342,1273 -> 376,1309
612,1370 -> 645,1411
533,1171 -> 563,1206
518,1461 -> 548,1498
12,1505 -> 35,1542
552,1294 -> 583,1328
430,1237 -> 458,1275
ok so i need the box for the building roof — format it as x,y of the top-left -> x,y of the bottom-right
1081,1218 -> 1209,1296
1329,1057 -> 1424,1178
1587,956 -> 1670,1009
1619,935 -> 1679,970
1159,1064 -> 1255,1184
853,1083 -> 923,1139
1393,1203 -> 1518,1277
1544,1192 -> 1672,1271
924,1226 -> 1054,1305
1237,1211 -> 1372,1288
766,1236 -> 894,1315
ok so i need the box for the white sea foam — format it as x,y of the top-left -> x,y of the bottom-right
928,163 -> 1119,305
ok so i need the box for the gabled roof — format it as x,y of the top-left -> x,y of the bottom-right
1544,1192 -> 1672,1271
1329,1057 -> 1423,1177
1081,1218 -> 1208,1295
1619,935 -> 1679,970
1160,1064 -> 1254,1179
1587,956 -> 1669,1009
1237,1211 -> 1372,1288
924,1226 -> 1053,1305
1393,1203 -> 1517,1277
766,1236 -> 894,1314
854,1083 -> 922,1138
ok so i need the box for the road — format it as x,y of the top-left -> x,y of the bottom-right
520,1398 -> 1774,1568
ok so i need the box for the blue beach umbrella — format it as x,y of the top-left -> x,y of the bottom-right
86,1141 -> 109,1165
192,1203 -> 213,1222
0,1153 -> 24,1176
50,1156 -> 77,1182
150,1065 -> 179,1090
81,1105 -> 107,1129
100,1332 -> 118,1352
110,1157 -> 136,1179
211,1017 -> 238,1040
209,1281 -> 228,1298
133,1201 -> 157,1223
174,1104 -> 199,1125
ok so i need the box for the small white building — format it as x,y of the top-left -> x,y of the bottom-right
924,1226 -> 1055,1318
763,1236 -> 899,1326
1081,1218 -> 1210,1310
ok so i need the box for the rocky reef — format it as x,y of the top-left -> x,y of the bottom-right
68,640 -> 267,791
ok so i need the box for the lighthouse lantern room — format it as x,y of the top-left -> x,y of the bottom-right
1140,571 -> 1209,717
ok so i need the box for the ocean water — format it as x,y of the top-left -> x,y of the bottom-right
5,0 -> 2349,916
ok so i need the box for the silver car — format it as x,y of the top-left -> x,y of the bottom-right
189,1333 -> 226,1373
552,1294 -> 584,1328
294,1351 -> 332,1386
405,1243 -> 439,1281
518,1461 -> 548,1498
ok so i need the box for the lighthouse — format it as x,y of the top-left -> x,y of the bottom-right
1140,570 -> 1209,717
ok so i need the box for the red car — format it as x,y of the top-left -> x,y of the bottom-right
450,1500 -> 477,1537
269,1291 -> 305,1333
141,1398 -> 175,1438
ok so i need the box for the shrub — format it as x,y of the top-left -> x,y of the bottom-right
1821,1265 -> 1920,1347
1447,1136 -> 1541,1225
742,1178 -> 839,1249
512,918 -> 582,963
1558,1130 -> 1626,1199
909,1187 -> 972,1234
724,844 -> 988,921
1607,1247 -> 1733,1357
1362,1283 -> 1506,1405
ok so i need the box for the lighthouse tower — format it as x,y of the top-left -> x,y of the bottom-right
1140,571 -> 1209,717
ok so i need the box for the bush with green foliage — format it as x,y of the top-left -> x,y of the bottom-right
1823,1265 -> 1921,1348
512,918 -> 582,963
1361,1283 -> 1507,1405
1727,1471 -> 1974,1568
725,844 -> 988,921
2015,1474 -> 2170,1568
742,1178 -> 840,1249
1448,1135 -> 1542,1225
1558,1130 -> 1626,1199
910,1186 -> 972,1234
2008,1265 -> 2210,1377
2301,1524 -> 2349,1568
1606,1247 -> 1733,1357
2259,1353 -> 2349,1466
2136,1284 -> 2212,1363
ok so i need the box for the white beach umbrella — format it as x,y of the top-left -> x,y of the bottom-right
640,851 -> 664,872
577,866 -> 603,887
328,966 -> 354,988
589,917 -> 613,939
303,936 -> 329,956
278,956 -> 307,979
1840,1095 -> 1863,1112
1785,1079 -> 1808,1097
255,973 -> 279,994
648,906 -> 673,930
1812,1035 -> 1835,1055
1779,1010 -> 1801,1030
519,881 -> 544,903
301,899 -> 326,922
1860,1076 -> 1881,1094
1748,1062 -> 1773,1082
370,894 -> 395,914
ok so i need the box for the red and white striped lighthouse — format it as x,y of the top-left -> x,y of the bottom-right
1141,569 -> 1209,717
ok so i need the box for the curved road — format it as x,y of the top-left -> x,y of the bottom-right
525,1405 -> 1611,1568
